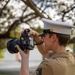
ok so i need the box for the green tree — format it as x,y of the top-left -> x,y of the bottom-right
0,0 -> 75,49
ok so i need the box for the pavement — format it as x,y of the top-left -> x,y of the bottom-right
0,61 -> 20,75
0,61 -> 39,75
0,48 -> 42,75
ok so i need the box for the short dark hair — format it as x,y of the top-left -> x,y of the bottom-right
56,34 -> 70,47
49,33 -> 70,47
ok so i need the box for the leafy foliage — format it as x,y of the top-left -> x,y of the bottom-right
0,0 -> 75,49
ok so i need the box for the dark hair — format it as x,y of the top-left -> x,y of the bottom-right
49,33 -> 70,47
56,34 -> 70,47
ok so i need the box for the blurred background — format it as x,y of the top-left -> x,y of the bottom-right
0,0 -> 75,75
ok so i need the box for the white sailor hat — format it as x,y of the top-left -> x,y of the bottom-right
40,18 -> 74,36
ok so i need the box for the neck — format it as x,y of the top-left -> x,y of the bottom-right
52,45 -> 66,54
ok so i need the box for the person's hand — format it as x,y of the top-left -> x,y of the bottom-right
21,29 -> 41,43
16,45 -> 30,75
15,45 -> 29,60
21,28 -> 39,37
27,29 -> 39,36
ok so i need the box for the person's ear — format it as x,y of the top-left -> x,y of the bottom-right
51,34 -> 57,42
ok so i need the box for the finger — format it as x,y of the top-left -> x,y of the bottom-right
26,29 -> 30,32
15,45 -> 22,52
28,29 -> 34,36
